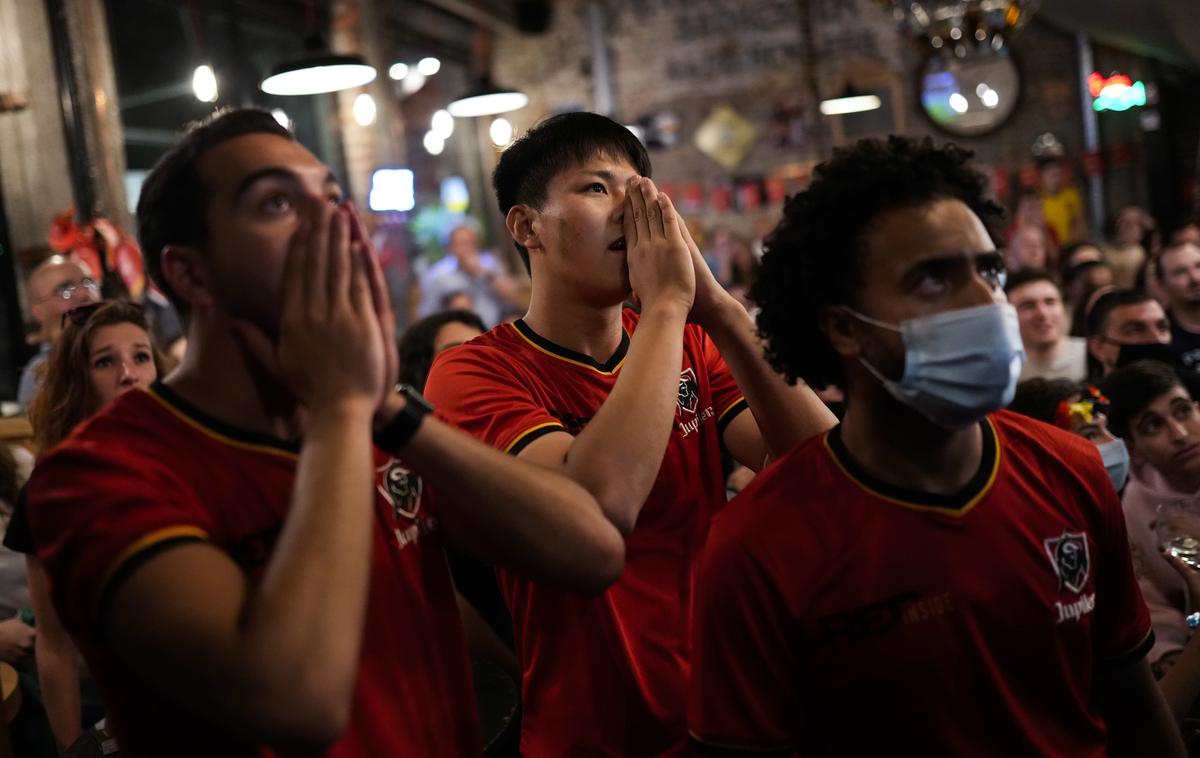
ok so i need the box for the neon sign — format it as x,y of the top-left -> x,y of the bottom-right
1088,72 -> 1146,112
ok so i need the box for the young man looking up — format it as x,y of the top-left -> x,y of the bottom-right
25,109 -> 625,757
425,112 -> 836,756
1005,268 -> 1086,382
1103,361 -> 1200,694
689,136 -> 1181,756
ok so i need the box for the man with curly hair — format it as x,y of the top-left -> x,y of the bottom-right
687,136 -> 1183,756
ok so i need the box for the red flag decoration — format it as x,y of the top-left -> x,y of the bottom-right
710,184 -> 732,213
765,177 -> 788,205
681,184 -> 705,214
992,169 -> 1010,200
735,180 -> 762,211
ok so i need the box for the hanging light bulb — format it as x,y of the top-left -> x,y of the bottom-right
400,71 -> 427,97
417,57 -> 441,76
388,62 -> 409,80
193,64 -> 218,102
431,109 -> 454,139
353,93 -> 377,126
423,130 -> 445,155
489,117 -> 514,147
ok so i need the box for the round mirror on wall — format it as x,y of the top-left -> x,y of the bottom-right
918,48 -> 1021,137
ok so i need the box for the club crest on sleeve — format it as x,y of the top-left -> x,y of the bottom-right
677,368 -> 700,416
377,458 -> 423,521
1043,531 -> 1090,594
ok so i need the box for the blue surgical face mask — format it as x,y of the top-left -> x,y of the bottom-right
846,303 -> 1027,429
1098,438 -> 1130,492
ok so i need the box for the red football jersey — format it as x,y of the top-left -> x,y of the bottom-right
27,384 -> 481,758
688,411 -> 1153,756
426,309 -> 747,757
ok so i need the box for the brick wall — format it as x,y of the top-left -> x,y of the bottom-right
491,0 -> 1091,237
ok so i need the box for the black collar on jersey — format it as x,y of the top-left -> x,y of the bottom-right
825,418 -> 999,513
150,381 -> 301,456
511,318 -> 629,373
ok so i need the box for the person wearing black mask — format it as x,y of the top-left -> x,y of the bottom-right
1085,288 -> 1174,379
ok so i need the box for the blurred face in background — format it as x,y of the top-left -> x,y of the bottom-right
1008,225 -> 1049,270
432,320 -> 484,354
1009,279 -> 1066,351
29,257 -> 101,342
1039,162 -> 1063,194
1159,243 -> 1200,309
1115,207 -> 1152,246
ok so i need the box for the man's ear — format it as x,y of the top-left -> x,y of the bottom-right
1087,336 -> 1106,364
821,305 -> 862,360
161,244 -> 215,309
506,205 -> 540,253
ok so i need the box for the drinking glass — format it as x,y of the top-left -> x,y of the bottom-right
1156,499 -> 1200,570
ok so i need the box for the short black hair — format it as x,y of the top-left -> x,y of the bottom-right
398,309 -> 487,391
1004,267 -> 1059,297
492,112 -> 651,274
1100,360 -> 1187,440
136,108 -> 293,319
751,135 -> 1005,388
1008,378 -> 1080,424
1084,288 -> 1154,338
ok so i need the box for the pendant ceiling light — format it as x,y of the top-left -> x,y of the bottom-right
447,74 -> 528,117
447,29 -> 528,118
261,2 -> 376,96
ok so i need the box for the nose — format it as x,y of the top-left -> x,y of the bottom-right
1168,417 -> 1191,444
119,360 -> 138,386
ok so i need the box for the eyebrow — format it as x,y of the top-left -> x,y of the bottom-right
902,250 -> 1003,281
232,167 -> 340,205
92,342 -> 151,354
577,170 -> 619,183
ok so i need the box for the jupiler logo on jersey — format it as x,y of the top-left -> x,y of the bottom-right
677,368 -> 700,417
1044,531 -> 1090,594
377,458 -> 423,521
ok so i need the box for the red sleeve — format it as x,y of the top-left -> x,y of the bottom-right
425,344 -> 565,454
26,439 -> 212,634
692,325 -> 747,435
689,510 -> 800,751
1084,447 -> 1155,667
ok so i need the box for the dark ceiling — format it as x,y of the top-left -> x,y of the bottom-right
1038,0 -> 1200,70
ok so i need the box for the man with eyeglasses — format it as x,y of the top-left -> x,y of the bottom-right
16,254 -> 100,409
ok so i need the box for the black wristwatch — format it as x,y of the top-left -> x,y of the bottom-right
372,384 -> 433,452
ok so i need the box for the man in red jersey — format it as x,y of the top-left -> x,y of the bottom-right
24,109 -> 626,757
425,112 -> 836,756
687,136 -> 1184,756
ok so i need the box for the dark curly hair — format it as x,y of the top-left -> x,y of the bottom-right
751,135 -> 1005,389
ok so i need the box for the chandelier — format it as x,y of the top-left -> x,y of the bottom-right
876,1 -> 1038,54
